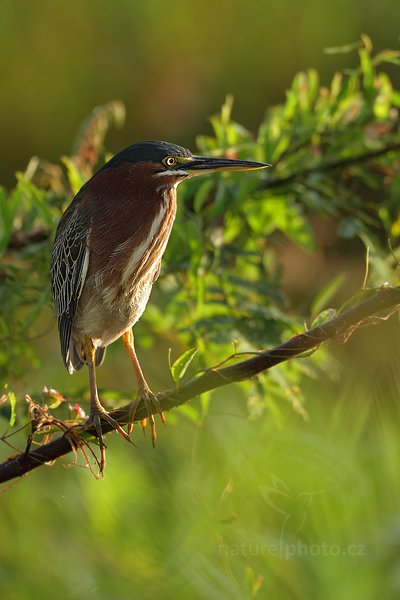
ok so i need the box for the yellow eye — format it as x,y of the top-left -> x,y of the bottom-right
163,156 -> 177,168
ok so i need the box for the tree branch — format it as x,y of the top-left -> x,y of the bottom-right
1,285 -> 399,485
4,142 -> 400,254
260,141 -> 400,190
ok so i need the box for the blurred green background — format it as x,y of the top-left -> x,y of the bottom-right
1,1 -> 400,599
1,0 -> 400,188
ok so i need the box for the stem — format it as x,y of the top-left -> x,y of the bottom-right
261,142 -> 400,190
1,285 -> 399,484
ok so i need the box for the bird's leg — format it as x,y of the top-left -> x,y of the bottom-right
84,337 -> 131,475
122,329 -> 165,444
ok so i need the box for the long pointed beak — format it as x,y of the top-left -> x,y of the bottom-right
183,155 -> 271,175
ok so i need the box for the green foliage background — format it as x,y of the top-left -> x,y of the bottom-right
1,3 -> 400,599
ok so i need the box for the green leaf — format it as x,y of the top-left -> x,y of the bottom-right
14,173 -> 53,227
310,308 -> 337,328
311,274 -> 346,317
323,41 -> 362,55
373,72 -> 393,119
359,35 -> 374,93
0,187 -> 14,254
271,134 -> 290,163
61,157 -> 87,195
8,390 -> 17,427
338,217 -> 362,239
193,178 -> 214,213
246,197 -> 315,251
170,347 -> 198,383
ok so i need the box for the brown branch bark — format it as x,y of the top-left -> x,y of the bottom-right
260,141 -> 400,190
1,285 -> 399,485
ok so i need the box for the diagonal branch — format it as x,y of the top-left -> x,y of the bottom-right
1,285 -> 399,484
261,141 -> 400,190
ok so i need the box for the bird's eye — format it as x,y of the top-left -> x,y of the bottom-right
163,156 -> 177,168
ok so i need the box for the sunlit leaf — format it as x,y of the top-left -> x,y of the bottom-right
170,347 -> 198,383
323,41 -> 363,55
311,274 -> 346,317
310,308 -> 337,328
8,390 -> 17,427
61,157 -> 87,196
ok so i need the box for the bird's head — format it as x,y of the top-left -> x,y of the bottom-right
102,140 -> 270,189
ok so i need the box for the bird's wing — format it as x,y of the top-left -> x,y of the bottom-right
50,203 -> 90,371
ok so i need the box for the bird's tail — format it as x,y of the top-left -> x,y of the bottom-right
66,342 -> 106,373
95,346 -> 106,367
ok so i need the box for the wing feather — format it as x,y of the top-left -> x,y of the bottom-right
50,204 -> 90,372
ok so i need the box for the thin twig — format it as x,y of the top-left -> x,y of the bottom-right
0,285 -> 399,484
4,142 -> 400,253
261,142 -> 400,190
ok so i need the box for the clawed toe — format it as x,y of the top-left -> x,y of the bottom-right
83,408 -> 133,476
128,388 -> 166,446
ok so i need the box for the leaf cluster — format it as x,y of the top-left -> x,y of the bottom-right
0,38 -> 399,428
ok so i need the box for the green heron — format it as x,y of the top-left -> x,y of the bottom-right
51,140 -> 268,471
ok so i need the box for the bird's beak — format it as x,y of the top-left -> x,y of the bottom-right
182,155 -> 271,175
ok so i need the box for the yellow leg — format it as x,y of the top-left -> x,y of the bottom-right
122,329 -> 165,444
122,329 -> 151,393
84,337 -> 131,475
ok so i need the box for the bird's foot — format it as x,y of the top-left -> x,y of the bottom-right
128,387 -> 166,446
82,406 -> 133,476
